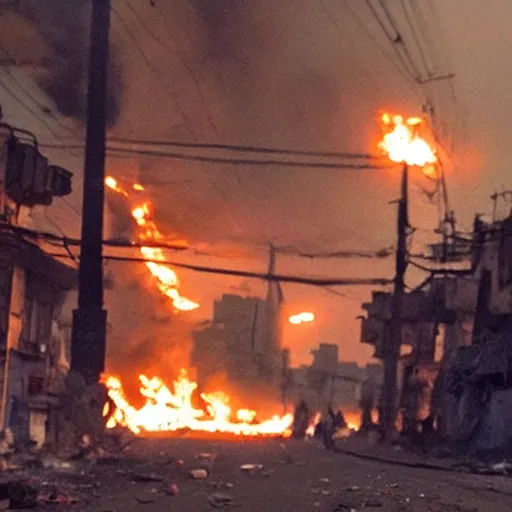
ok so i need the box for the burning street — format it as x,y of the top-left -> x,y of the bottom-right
103,369 -> 293,436
1,1 -> 512,511
8,435 -> 511,511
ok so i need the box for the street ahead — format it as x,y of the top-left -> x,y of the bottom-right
27,435 -> 512,511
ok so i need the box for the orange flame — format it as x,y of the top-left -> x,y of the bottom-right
288,312 -> 315,325
378,113 -> 437,171
105,176 -> 199,311
103,370 -> 292,436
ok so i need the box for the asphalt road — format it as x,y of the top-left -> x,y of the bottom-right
28,435 -> 512,511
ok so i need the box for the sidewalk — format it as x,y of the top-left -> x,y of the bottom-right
334,435 -> 458,471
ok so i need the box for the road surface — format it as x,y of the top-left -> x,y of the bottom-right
28,435 -> 512,511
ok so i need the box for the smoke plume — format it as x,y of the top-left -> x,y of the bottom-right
1,0 -> 123,127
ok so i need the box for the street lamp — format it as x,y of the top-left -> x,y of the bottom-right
377,113 -> 438,439
288,312 -> 315,325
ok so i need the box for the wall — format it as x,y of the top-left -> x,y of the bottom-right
473,219 -> 512,315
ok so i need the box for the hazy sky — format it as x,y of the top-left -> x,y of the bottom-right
0,0 -> 510,378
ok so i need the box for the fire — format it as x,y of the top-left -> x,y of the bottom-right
105,176 -> 198,311
378,113 -> 437,170
306,412 -> 321,436
289,312 -> 315,325
105,176 -> 128,197
103,369 -> 293,436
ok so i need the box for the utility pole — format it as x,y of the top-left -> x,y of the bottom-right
70,0 -> 111,385
281,349 -> 290,414
381,164 -> 409,439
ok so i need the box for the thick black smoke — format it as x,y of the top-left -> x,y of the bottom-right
2,0 -> 122,127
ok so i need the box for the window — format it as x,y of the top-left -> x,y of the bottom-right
498,219 -> 512,289
28,376 -> 45,396
0,265 -> 12,347
22,297 -> 53,354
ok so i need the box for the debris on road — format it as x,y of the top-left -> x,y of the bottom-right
196,452 -> 214,460
332,504 -> 357,512
38,489 -> 77,505
211,480 -> 235,489
209,492 -> 234,508
490,460 -> 512,475
363,497 -> 383,507
167,483 -> 179,496
240,463 -> 264,472
41,457 -> 73,470
190,468 -> 209,480
136,497 -> 155,504
132,472 -> 165,482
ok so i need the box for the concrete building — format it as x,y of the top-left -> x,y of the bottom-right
0,232 -> 76,447
0,122 -> 75,447
358,207 -> 512,440
191,288 -> 285,404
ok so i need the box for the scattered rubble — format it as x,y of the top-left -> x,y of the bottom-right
208,491 -> 234,508
240,463 -> 264,472
38,489 -> 77,505
132,472 -> 165,483
136,497 -> 155,504
210,480 -> 235,489
190,468 -> 209,480
166,483 -> 179,496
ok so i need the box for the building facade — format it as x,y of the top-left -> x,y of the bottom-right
191,291 -> 285,405
0,122 -> 75,447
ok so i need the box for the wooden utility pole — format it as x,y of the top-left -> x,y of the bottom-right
70,0 -> 111,384
381,164 -> 409,439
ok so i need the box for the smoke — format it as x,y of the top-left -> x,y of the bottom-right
1,0 -> 123,127
127,0 -> 413,249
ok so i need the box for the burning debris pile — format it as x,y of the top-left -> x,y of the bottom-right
103,369 -> 293,437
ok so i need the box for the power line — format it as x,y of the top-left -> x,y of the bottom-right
399,0 -> 432,77
58,197 -> 81,217
117,0 -> 178,54
39,143 -> 390,170
48,250 -> 393,287
278,246 -> 393,259
107,136 -> 379,160
0,222 -> 190,252
0,44 -> 77,135
0,74 -> 64,138
110,5 -> 192,132
407,258 -> 471,275
364,0 -> 420,83
130,0 -> 221,137
322,286 -> 361,302
376,0 -> 423,80
44,136 -> 381,161
112,2 -> 257,238
410,0 -> 446,73
342,0 -> 421,99
105,146 -> 389,169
